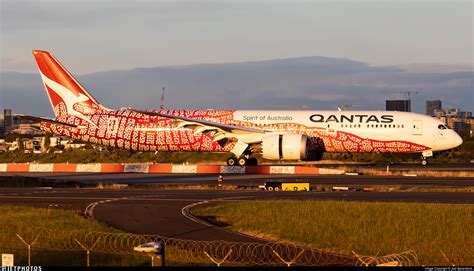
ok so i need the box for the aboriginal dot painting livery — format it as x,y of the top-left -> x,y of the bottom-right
21,50 -> 463,166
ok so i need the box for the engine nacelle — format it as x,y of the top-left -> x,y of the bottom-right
261,133 -> 318,160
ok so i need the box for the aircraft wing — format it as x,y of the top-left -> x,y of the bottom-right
132,110 -> 266,134
132,109 -> 268,156
15,114 -> 79,128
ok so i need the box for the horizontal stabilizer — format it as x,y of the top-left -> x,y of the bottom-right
15,114 -> 78,128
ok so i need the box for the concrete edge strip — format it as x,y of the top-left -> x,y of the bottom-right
1,163 -> 338,175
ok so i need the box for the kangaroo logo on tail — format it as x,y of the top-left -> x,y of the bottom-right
32,50 -> 110,126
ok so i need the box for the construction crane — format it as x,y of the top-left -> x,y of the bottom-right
400,90 -> 418,100
160,86 -> 165,110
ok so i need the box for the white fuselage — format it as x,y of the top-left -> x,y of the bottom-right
232,110 -> 462,152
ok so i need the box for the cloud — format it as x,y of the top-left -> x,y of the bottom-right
0,56 -> 35,72
308,93 -> 356,102
1,55 -> 472,117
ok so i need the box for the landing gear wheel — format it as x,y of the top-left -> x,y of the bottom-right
237,157 -> 248,166
226,157 -> 237,166
421,159 -> 428,166
247,158 -> 258,166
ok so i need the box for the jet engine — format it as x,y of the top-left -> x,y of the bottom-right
261,133 -> 322,161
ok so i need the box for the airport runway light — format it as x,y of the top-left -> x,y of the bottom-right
134,242 -> 165,267
217,175 -> 223,190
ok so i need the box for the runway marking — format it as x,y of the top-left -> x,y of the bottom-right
181,196 -> 254,227
0,196 -> 118,200
0,195 -> 249,202
84,197 -> 129,219
179,196 -> 279,242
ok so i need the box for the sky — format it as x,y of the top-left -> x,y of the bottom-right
1,0 -> 472,74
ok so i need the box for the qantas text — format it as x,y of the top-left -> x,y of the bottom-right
309,114 -> 394,123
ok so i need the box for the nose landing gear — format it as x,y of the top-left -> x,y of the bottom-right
421,151 -> 433,166
421,158 -> 428,166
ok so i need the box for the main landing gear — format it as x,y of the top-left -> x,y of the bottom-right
226,156 -> 258,166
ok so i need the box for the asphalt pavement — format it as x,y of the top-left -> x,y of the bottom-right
0,187 -> 473,242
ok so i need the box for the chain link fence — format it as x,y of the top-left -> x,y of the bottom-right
0,227 -> 421,266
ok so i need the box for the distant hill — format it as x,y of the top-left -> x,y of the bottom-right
1,56 -> 472,117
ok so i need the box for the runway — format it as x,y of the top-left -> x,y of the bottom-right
314,162 -> 474,171
0,187 -> 473,243
2,172 -> 474,188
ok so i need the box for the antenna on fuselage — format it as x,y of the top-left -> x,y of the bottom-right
337,104 -> 360,111
160,86 -> 165,110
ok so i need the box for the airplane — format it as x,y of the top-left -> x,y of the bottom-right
19,50 -> 463,166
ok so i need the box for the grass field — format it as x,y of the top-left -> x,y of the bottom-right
0,205 -> 160,266
194,200 -> 474,266
0,205 -> 203,266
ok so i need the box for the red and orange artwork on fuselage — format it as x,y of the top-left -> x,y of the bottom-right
42,109 -> 430,154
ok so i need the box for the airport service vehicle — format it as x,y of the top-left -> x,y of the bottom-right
20,50 -> 463,166
260,181 -> 310,191
133,242 -> 163,254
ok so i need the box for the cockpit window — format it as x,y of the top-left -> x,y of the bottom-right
438,124 -> 448,130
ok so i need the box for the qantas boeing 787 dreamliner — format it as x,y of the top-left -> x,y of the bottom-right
20,50 -> 463,166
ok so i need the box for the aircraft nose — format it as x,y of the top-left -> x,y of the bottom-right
453,132 -> 463,148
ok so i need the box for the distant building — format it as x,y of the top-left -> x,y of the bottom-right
433,108 -> 472,119
426,100 -> 442,116
452,121 -> 471,136
1,108 -> 45,136
0,113 -> 4,137
4,109 -> 12,133
386,100 -> 411,112
10,123 -> 44,135
437,116 -> 473,138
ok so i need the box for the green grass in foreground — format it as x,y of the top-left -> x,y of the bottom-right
0,205 -> 147,266
2,205 -> 117,233
194,200 -> 474,265
0,205 -> 158,266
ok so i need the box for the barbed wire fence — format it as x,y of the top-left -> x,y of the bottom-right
0,227 -> 422,266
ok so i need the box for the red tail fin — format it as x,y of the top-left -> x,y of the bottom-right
32,50 -> 109,117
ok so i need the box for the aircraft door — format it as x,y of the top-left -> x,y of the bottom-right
412,120 -> 422,135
